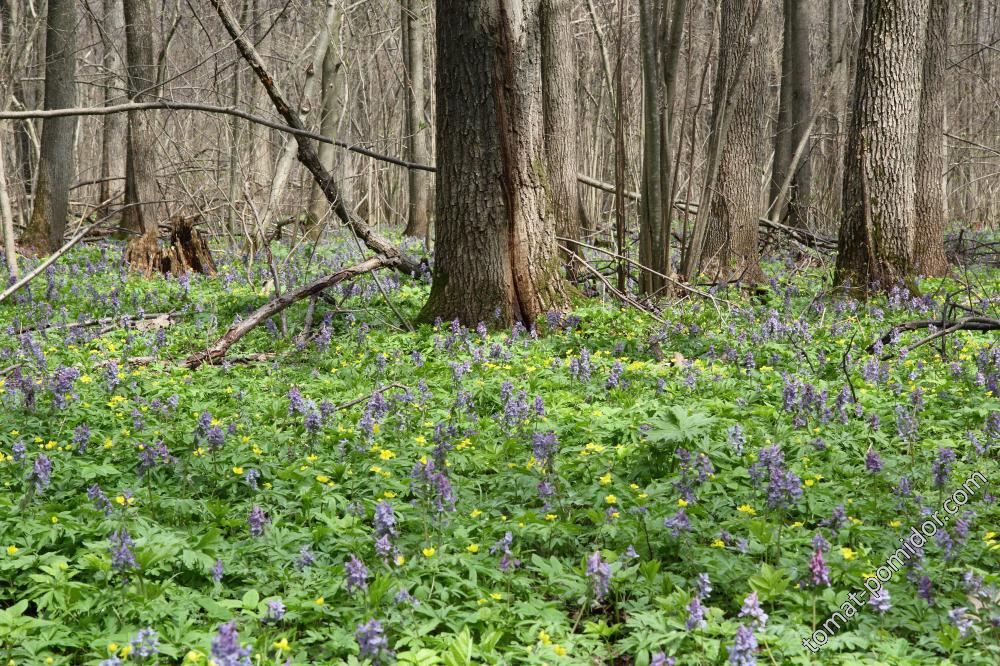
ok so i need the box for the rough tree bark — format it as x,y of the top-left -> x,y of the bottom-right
419,0 -> 569,326
99,0 -> 126,214
834,0 -> 930,292
771,0 -> 813,228
541,0 -> 580,273
912,0 -> 949,276
699,0 -> 768,282
22,0 -> 76,254
121,0 -> 162,268
638,0 -> 665,294
402,0 -> 431,240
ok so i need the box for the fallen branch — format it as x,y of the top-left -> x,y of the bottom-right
332,383 -> 407,412
11,311 -> 177,335
866,317 -> 1000,357
183,254 -> 399,369
563,248 -> 667,325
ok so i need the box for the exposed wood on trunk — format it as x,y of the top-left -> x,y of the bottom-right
402,0 -> 431,240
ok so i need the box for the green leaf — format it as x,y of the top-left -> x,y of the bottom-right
443,627 -> 473,666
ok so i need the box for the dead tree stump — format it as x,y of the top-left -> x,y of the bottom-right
124,215 -> 217,276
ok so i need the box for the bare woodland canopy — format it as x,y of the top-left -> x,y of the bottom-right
1,0 -> 999,324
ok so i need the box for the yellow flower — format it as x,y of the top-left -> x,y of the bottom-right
307,454 -> 318,462
314,596 -> 324,605
273,638 -> 290,652
119,644 -> 133,658
841,547 -> 856,560
50,516 -> 59,524
395,554 -> 406,566
6,545 -> 18,555
315,475 -> 330,484
185,650 -> 204,663
232,467 -> 243,475
108,643 -> 119,654
804,479 -> 815,487
415,436 -> 426,445
553,645 -> 567,656
737,504 -> 756,515
467,544 -> 480,553
599,473 -> 612,485
677,498 -> 688,508
490,592 -> 502,600
538,630 -> 552,645
46,658 -> 54,665
545,514 -> 558,521
383,491 -> 397,498
470,509 -> 482,518
379,449 -> 396,460
889,520 -> 902,528
422,547 -> 436,558
605,494 -> 617,505
710,539 -> 725,548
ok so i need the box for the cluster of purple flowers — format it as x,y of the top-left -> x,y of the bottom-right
30,454 -> 52,493
345,554 -> 369,594
409,457 -> 456,514
88,483 -> 113,515
137,441 -> 174,477
748,445 -> 801,509
586,551 -> 611,601
109,528 -> 138,572
211,621 -> 252,666
356,619 -> 393,665
491,532 -> 520,572
674,448 -> 713,502
248,505 -> 268,537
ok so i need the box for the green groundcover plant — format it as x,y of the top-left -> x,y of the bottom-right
1,240 -> 998,665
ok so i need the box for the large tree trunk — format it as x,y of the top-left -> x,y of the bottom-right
22,0 -> 76,254
699,0 -> 768,283
834,0 -> 930,292
771,0 -> 813,228
402,0 -> 431,240
541,0 -> 580,274
638,0 -> 665,294
99,0 -> 126,214
419,0 -> 568,327
121,0 -> 162,269
912,0 -> 949,276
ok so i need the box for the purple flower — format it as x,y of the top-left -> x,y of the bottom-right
808,548 -> 830,586
30,454 -> 52,493
248,505 -> 268,537
650,653 -> 675,666
739,592 -> 768,629
586,551 -> 611,601
11,441 -> 25,462
373,501 -> 397,538
948,607 -> 975,637
109,529 -> 138,571
211,621 -> 252,666
931,448 -> 956,488
727,625 -> 757,665
297,545 -> 315,570
685,596 -> 707,630
244,468 -> 259,490
917,575 -> 935,605
129,627 -> 159,658
865,450 -> 883,473
345,554 -> 369,593
868,588 -> 891,613
663,509 -> 690,537
212,558 -> 224,583
88,484 -> 113,515
696,573 -> 712,599
356,619 -> 393,666
265,599 -> 286,623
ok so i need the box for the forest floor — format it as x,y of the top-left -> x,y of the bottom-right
1,239 -> 999,665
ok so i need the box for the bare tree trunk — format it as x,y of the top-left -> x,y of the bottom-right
541,0 -> 580,275
699,0 -> 768,282
834,0 -> 930,292
402,0 -> 431,240
99,0 -> 126,214
307,5 -> 346,236
912,0 -> 949,276
0,126 -> 17,276
419,0 -> 568,326
771,0 -> 813,228
121,0 -> 162,268
638,0 -> 665,294
23,0 -> 76,254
